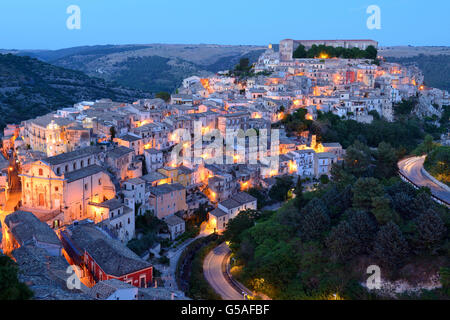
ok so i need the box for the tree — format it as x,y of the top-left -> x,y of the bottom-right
372,196 -> 397,225
344,142 -> 371,177
294,178 -> 305,209
347,210 -> 377,253
330,163 -> 356,187
235,58 -> 250,72
326,221 -> 359,262
0,255 -> 33,300
155,91 -> 171,102
365,45 -> 378,60
423,134 -> 435,154
300,198 -> 330,241
192,203 -> 209,226
293,44 -> 307,58
373,221 -> 409,269
423,146 -> 450,185
412,209 -> 447,254
109,126 -> 116,141
411,191 -> 436,217
352,177 -> 384,211
440,267 -> 450,296
248,188 -> 267,209
375,142 -> 397,178
319,174 -> 329,184
223,209 -> 258,246
390,192 -> 415,220
269,176 -> 294,202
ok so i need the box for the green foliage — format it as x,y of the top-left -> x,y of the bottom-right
372,196 -> 398,225
293,44 -> 377,60
223,209 -> 259,247
387,54 -> 450,92
440,267 -> 450,296
279,108 -> 309,136
293,178 -> 306,209
109,126 -> 116,140
411,209 -> 447,254
189,203 -> 209,227
155,91 -> 171,102
127,232 -> 157,256
299,198 -> 330,241
393,98 -> 417,116
352,177 -> 384,211
326,221 -> 359,262
0,53 -> 149,131
344,142 -> 372,177
373,221 -> 409,269
439,105 -> 450,130
268,176 -> 294,202
247,187 -> 269,209
292,44 -> 307,58
375,142 -> 398,179
0,255 -> 33,300
113,56 -> 195,93
176,235 -> 221,300
319,174 -> 329,184
236,58 -> 250,71
414,134 -> 440,155
423,145 -> 450,186
128,211 -> 166,255
315,111 -> 424,152
230,142 -> 450,299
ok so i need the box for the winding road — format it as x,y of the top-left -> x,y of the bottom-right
398,156 -> 450,204
203,242 -> 249,300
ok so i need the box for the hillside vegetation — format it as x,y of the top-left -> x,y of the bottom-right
424,146 -> 450,187
0,54 -> 150,130
3,44 -> 265,93
386,54 -> 450,92
225,140 -> 450,299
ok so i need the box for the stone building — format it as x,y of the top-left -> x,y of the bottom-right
280,39 -> 378,61
19,147 -> 116,225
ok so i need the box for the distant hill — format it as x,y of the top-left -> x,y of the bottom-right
385,54 -> 450,92
380,46 -> 450,92
1,44 -> 266,93
0,53 -> 151,130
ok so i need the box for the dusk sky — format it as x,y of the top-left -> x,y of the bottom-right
0,0 -> 448,50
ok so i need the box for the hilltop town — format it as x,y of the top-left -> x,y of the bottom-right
0,39 -> 449,300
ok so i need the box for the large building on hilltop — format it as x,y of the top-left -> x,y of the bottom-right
279,39 -> 378,61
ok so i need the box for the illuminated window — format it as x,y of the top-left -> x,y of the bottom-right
39,168 -> 43,176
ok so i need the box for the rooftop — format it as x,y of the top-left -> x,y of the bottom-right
148,183 -> 185,196
141,171 -> 167,183
106,146 -> 134,159
68,224 -> 151,277
4,211 -> 61,246
65,165 -> 105,183
43,146 -> 103,166
164,214 -> 185,226
209,207 -> 228,218
89,279 -> 136,300
117,134 -> 141,142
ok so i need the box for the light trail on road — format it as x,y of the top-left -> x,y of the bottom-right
398,156 -> 450,204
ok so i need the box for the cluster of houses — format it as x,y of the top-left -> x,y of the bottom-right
1,39 -> 448,299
